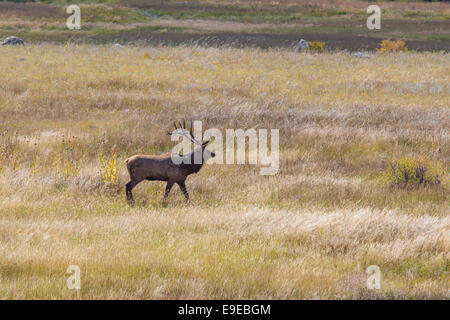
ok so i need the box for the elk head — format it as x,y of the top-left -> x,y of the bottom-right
167,119 -> 216,165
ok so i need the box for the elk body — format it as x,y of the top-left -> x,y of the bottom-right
125,121 -> 215,205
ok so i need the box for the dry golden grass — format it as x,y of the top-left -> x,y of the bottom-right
0,44 -> 448,299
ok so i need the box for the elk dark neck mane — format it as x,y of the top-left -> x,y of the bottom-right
180,151 -> 204,175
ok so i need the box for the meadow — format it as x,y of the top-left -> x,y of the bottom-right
0,44 -> 448,299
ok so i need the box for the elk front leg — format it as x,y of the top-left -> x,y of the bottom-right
177,181 -> 189,201
163,181 -> 174,202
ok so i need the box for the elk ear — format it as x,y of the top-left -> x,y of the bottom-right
202,136 -> 215,147
202,140 -> 211,148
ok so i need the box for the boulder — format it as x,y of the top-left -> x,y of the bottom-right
295,39 -> 308,53
352,52 -> 371,59
1,36 -> 25,46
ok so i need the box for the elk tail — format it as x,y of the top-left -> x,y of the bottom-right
124,158 -> 132,176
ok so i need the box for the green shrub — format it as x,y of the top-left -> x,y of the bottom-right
383,157 -> 443,189
377,39 -> 408,53
306,41 -> 325,53
99,154 -> 119,187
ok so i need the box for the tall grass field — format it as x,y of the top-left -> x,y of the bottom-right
0,44 -> 448,299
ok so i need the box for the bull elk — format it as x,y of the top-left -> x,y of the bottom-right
125,120 -> 215,205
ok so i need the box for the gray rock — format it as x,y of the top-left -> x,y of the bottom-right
295,39 -> 308,53
352,52 -> 371,59
1,36 -> 25,46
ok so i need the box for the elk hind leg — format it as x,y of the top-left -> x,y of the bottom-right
125,180 -> 138,205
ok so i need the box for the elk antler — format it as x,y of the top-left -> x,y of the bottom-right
168,119 -> 203,146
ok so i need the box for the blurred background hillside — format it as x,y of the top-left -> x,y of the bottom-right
1,0 -> 449,50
